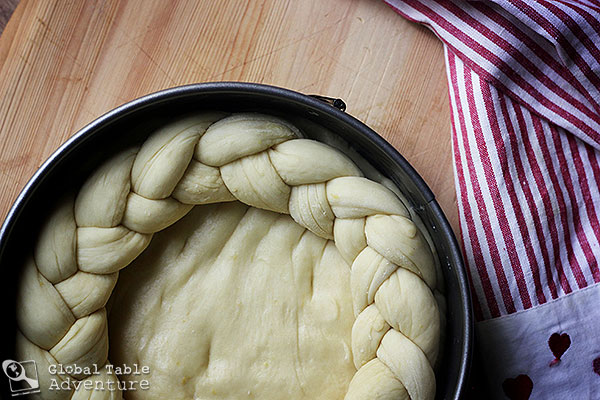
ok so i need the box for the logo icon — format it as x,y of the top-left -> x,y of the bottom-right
2,360 -> 40,396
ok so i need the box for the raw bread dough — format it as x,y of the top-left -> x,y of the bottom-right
108,202 -> 356,399
15,112 -> 442,400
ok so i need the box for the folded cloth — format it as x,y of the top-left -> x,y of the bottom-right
385,1 -> 600,398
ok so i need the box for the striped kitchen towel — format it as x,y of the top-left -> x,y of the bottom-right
385,1 -> 600,398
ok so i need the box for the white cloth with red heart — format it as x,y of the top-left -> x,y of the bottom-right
478,282 -> 600,399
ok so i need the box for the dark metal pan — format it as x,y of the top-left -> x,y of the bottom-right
0,82 -> 472,399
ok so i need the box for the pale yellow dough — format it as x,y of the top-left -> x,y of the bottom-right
15,112 -> 442,400
108,202 -> 356,399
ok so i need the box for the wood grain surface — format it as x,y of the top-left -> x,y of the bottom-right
0,1 -> 488,397
0,0 -> 457,234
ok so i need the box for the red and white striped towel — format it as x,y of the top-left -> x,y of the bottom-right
386,1 -> 600,398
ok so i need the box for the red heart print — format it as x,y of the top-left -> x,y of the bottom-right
548,332 -> 570,366
593,357 -> 600,376
502,374 -> 533,400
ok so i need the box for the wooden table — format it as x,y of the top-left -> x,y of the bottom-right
0,0 -> 457,233
1,0 -> 484,396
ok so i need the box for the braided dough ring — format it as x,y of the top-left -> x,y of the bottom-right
16,113 -> 443,399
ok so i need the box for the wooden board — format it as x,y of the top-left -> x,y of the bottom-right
0,1 -> 488,396
0,0 -> 456,233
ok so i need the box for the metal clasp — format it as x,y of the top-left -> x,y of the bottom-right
309,95 -> 346,112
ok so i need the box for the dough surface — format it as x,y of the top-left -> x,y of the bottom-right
108,202 -> 356,399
